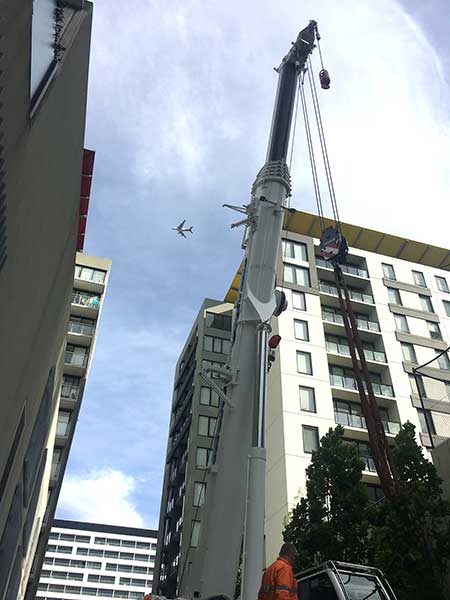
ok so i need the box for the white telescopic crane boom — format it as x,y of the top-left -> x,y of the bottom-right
182,21 -> 318,600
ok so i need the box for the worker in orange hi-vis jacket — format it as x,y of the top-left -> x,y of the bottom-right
258,542 -> 299,600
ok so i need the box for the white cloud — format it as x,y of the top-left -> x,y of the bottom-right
57,469 -> 145,528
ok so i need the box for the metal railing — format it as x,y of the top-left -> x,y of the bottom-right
316,257 -> 369,278
322,310 -> 381,333
326,340 -> 386,363
61,385 -> 80,400
330,374 -> 394,397
319,282 -> 374,304
68,321 -> 95,336
64,351 -> 88,368
335,411 -> 400,435
71,291 -> 100,308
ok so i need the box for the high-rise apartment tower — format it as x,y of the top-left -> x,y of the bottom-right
154,211 -> 450,595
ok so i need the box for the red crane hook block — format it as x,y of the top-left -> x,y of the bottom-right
319,69 -> 330,89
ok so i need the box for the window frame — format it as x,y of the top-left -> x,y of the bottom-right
436,276 -> 450,293
192,482 -> 206,507
299,386 -> 316,413
283,263 -> 311,287
292,291 -> 306,311
412,270 -> 426,287
401,342 -> 417,364
282,240 -> 308,261
382,263 -> 396,280
394,314 -> 409,333
302,425 -> 319,454
296,351 -> 313,375
294,319 -> 310,341
419,294 -> 434,313
387,287 -> 402,305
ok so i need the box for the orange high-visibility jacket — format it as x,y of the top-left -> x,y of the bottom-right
257,557 -> 298,600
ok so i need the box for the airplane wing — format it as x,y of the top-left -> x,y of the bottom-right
177,219 -> 186,229
179,231 -> 187,238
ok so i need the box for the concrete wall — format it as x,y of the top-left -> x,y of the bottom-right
0,3 -> 93,599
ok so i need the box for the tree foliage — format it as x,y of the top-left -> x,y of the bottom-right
282,423 -> 450,600
283,426 -> 369,569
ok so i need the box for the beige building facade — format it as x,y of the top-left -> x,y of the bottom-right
0,2 -> 94,600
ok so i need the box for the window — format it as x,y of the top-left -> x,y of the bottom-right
387,287 -> 401,305
283,264 -> 310,287
443,300 -> 450,317
64,344 -> 88,368
88,575 -> 115,584
193,482 -> 206,507
436,350 -> 450,371
198,416 -> 217,437
296,351 -> 312,375
56,411 -> 71,436
413,271 -> 426,287
199,387 -> 220,407
190,521 -> 201,547
196,447 -> 211,469
302,426 -> 319,454
418,409 -> 436,435
205,311 -> 232,331
334,400 -> 365,429
51,448 -> 63,479
292,291 -> 306,310
436,276 -> 449,293
299,386 -> 316,412
409,373 -> 426,397
294,319 -> 309,341
401,343 -> 417,363
427,321 -> 442,340
419,295 -> 434,313
75,265 -> 106,283
394,314 -> 409,333
204,335 -> 230,355
382,263 -> 396,280
282,240 -> 307,261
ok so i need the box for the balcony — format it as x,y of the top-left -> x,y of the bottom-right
64,351 -> 88,369
71,291 -> 100,309
319,282 -> 374,304
322,310 -> 380,333
316,257 -> 369,279
360,456 -> 377,472
335,411 -> 401,436
68,320 -> 95,336
325,339 -> 386,364
61,385 -> 80,402
330,374 -> 394,397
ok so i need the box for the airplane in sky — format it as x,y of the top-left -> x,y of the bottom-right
172,219 -> 193,238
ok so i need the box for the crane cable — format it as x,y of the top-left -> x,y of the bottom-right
306,55 -> 342,230
299,70 -> 325,232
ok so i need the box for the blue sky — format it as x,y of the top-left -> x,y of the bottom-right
57,0 -> 450,528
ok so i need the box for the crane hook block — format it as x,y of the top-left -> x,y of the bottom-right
319,226 -> 348,264
319,69 -> 331,89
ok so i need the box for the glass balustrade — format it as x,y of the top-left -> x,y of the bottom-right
319,282 -> 374,303
64,351 -> 88,368
322,310 -> 380,332
316,258 -> 369,278
330,374 -> 394,397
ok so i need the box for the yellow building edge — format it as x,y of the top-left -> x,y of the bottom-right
224,209 -> 450,304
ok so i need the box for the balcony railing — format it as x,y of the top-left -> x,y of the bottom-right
64,351 -> 88,368
361,456 -> 377,472
68,321 -> 95,336
319,282 -> 374,304
61,385 -> 80,401
335,411 -> 400,435
316,257 -> 369,278
326,340 -> 386,363
322,310 -> 381,333
330,374 -> 394,397
71,291 -> 100,309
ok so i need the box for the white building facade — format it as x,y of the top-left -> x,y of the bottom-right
224,210 -> 450,564
36,520 -> 157,600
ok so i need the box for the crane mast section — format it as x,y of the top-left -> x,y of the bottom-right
183,21 -> 317,600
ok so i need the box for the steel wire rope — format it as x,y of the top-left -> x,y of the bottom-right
299,69 -> 325,232
306,56 -> 342,228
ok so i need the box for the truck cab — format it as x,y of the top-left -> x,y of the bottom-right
296,561 -> 397,600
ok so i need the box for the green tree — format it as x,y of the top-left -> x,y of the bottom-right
369,422 -> 450,600
283,426 -> 370,570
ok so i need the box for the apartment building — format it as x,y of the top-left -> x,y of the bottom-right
35,519 -> 157,600
155,210 -> 450,594
225,209 -> 450,563
24,254 -> 112,600
0,3 -> 93,600
153,300 -> 233,597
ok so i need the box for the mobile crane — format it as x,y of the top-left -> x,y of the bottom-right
155,20 -> 398,600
